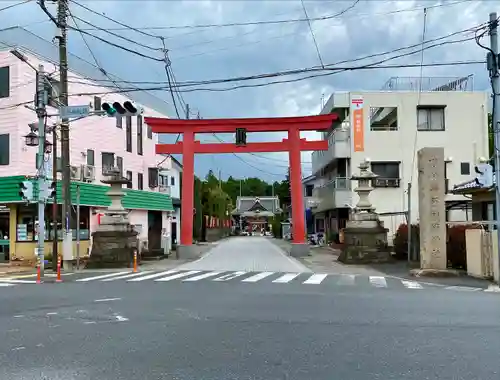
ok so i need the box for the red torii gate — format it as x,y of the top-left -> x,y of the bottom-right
145,114 -> 338,257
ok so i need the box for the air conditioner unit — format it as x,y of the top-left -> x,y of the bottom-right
82,164 -> 96,182
69,165 -> 82,180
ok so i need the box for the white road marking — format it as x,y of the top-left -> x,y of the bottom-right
0,283 -> 15,287
128,270 -> 178,282
213,271 -> 247,282
13,315 -> 24,318
337,274 -> 356,286
76,271 -> 130,282
303,273 -> 328,285
94,297 -> 121,302
115,315 -> 129,322
242,272 -> 275,283
0,279 -> 36,284
445,286 -> 482,292
155,271 -> 201,282
401,280 -> 423,289
369,276 -> 388,288
101,271 -> 153,281
84,321 -> 96,325
272,273 -> 300,283
11,347 -> 25,351
46,312 -> 58,315
183,271 -> 222,282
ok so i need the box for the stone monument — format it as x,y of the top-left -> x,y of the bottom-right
86,167 -> 138,268
417,147 -> 446,270
338,159 -> 392,264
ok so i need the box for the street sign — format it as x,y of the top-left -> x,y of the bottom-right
60,105 -> 90,119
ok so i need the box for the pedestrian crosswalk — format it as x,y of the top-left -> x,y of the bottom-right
0,270 -> 491,292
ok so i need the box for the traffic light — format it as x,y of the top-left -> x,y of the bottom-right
235,128 -> 247,146
19,180 -> 34,202
474,163 -> 494,188
39,180 -> 56,201
101,101 -> 143,117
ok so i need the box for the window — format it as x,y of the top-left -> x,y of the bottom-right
137,116 -> 143,155
369,106 -> 398,131
371,162 -> 400,187
86,149 -> 95,166
460,162 -> 470,175
138,173 -> 144,190
116,156 -> 123,175
0,66 -> 9,98
305,184 -> 314,197
116,116 -> 122,129
170,176 -> 175,186
417,107 -> 445,131
126,170 -> 132,189
126,116 -> 132,152
147,125 -> 153,139
0,134 -> 9,165
101,152 -> 115,175
93,96 -> 102,111
148,167 -> 159,188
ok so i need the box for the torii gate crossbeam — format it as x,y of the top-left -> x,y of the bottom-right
145,114 -> 338,258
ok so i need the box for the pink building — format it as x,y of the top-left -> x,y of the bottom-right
0,30 -> 176,265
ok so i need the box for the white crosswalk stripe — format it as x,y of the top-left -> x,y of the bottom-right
369,276 -> 388,288
0,283 -> 16,287
242,272 -> 274,282
401,280 -> 423,289
76,271 -> 130,282
155,271 -> 201,282
303,273 -> 328,285
128,270 -> 178,282
272,273 -> 300,283
183,271 -> 223,282
102,271 -> 153,282
213,271 -> 247,282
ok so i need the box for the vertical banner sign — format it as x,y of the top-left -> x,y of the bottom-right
351,95 -> 364,152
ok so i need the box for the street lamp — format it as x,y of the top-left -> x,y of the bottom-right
24,131 -> 40,147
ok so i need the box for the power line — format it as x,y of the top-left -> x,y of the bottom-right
71,0 -> 472,31
0,0 -> 32,13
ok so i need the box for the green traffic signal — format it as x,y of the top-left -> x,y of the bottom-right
102,103 -> 117,116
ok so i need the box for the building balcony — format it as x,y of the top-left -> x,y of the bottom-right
311,129 -> 351,174
311,177 -> 353,213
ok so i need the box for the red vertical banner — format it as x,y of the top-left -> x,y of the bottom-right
351,95 -> 364,152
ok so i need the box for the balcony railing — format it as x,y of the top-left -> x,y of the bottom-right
312,177 -> 352,211
311,129 -> 351,174
372,178 -> 400,188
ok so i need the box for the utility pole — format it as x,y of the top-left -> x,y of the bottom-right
36,64 -> 47,279
51,123 -> 58,271
185,103 -> 190,119
57,0 -> 72,269
488,12 -> 500,283
407,182 -> 412,264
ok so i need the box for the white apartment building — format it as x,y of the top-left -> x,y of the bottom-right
310,76 -> 489,243
159,156 -> 182,246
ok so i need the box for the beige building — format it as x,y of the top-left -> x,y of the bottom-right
310,76 -> 489,243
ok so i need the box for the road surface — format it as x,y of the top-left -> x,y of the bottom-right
1,273 -> 499,379
177,236 -> 310,272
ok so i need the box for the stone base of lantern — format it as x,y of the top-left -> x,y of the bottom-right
338,212 -> 393,264
87,228 -> 139,269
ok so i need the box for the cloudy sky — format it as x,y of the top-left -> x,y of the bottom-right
1,0 -> 498,181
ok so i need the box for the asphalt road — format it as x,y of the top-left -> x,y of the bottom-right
1,278 -> 499,380
177,236 -> 310,272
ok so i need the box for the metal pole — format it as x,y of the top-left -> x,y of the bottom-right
58,0 -> 72,269
76,184 -> 80,270
488,12 -> 500,282
407,182 -> 412,264
51,124 -> 58,271
36,64 -> 46,279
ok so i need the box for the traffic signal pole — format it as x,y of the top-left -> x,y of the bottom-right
488,12 -> 500,283
57,0 -> 72,269
36,64 -> 47,279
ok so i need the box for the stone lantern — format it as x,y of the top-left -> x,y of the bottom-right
337,159 -> 392,264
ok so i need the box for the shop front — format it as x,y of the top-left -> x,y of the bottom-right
0,176 -> 174,265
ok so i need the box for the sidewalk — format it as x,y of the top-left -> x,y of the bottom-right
270,238 -> 494,288
0,263 -> 35,278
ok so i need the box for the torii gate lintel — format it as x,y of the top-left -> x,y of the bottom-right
146,114 -> 338,258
